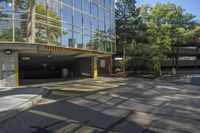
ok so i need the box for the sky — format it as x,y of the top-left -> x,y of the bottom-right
136,0 -> 200,21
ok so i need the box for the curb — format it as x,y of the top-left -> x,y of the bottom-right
0,89 -> 49,123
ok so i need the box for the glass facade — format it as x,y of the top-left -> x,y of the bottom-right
0,0 -> 30,42
0,0 -> 116,53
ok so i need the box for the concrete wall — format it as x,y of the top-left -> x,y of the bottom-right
0,51 -> 19,87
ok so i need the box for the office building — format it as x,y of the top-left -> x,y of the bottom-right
0,0 -> 116,87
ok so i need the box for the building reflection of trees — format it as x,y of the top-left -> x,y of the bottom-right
0,0 -> 30,42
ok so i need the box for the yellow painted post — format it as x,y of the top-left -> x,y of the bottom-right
91,57 -> 98,79
16,64 -> 19,86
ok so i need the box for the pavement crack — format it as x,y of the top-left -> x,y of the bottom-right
63,120 -> 90,133
102,112 -> 132,133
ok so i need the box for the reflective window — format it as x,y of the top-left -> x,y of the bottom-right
74,11 -> 82,26
48,26 -> 62,45
91,3 -> 98,17
99,39 -> 106,51
14,0 -> 30,10
15,20 -> 28,42
63,0 -> 72,6
92,37 -> 99,51
0,11 -> 12,18
14,12 -> 28,20
62,22 -> 72,30
111,13 -> 115,25
0,1 -> 12,18
83,0 -> 90,13
52,1 -> 61,18
0,0 -> 12,10
83,14 -> 90,29
106,24 -> 111,35
92,18 -> 98,32
74,32 -> 83,48
0,20 -> 13,41
35,23 -> 47,43
74,0 -> 82,10
106,41 -> 111,52
105,0 -> 109,6
84,28 -> 90,35
62,6 -> 72,24
100,0 -> 104,4
112,42 -> 116,53
0,0 -> 30,42
68,37 -> 76,48
105,8 -> 110,23
0,0 -> 116,53
83,34 -> 91,49
99,21 -> 104,32
99,8 -> 104,20
92,0 -> 98,5
62,31 -> 72,47
74,26 -> 82,33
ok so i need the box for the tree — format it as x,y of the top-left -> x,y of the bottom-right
115,0 -> 137,57
141,3 -> 196,47
142,3 -> 196,71
35,3 -> 66,44
0,0 -> 30,42
120,2 -> 198,75
0,0 -> 29,9
15,0 -> 29,10
125,41 -> 163,75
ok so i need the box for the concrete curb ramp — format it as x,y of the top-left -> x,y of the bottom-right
0,88 -> 48,123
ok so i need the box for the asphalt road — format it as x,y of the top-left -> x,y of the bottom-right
0,76 -> 200,133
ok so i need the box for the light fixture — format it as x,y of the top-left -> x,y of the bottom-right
8,3 -> 12,7
115,57 -> 123,60
21,57 -> 31,61
42,64 -> 48,67
4,49 -> 12,55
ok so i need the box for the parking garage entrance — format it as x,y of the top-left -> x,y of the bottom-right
0,44 -> 110,87
19,55 -> 71,85
18,52 -> 96,85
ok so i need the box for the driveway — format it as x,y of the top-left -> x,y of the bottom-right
0,77 -> 200,133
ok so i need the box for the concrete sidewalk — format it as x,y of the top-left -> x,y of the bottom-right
0,87 -> 47,122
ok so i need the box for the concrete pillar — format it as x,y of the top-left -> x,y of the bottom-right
91,57 -> 98,79
0,50 -> 19,87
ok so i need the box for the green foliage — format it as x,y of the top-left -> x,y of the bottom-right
115,0 -> 137,46
15,0 -> 29,10
0,28 -> 25,42
35,4 -> 66,44
116,1 -> 199,74
125,42 -> 163,74
0,28 -> 12,41
142,3 -> 196,48
0,0 -> 10,3
185,25 -> 200,45
117,58 -> 128,71
0,0 -> 29,9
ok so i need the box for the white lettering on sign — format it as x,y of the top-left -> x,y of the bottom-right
100,60 -> 106,68
2,64 -> 15,71
2,57 -> 15,63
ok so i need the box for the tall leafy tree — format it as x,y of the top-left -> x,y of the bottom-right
115,0 -> 137,57
143,3 -> 196,71
142,3 -> 196,47
123,2 -> 198,74
35,3 -> 66,44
